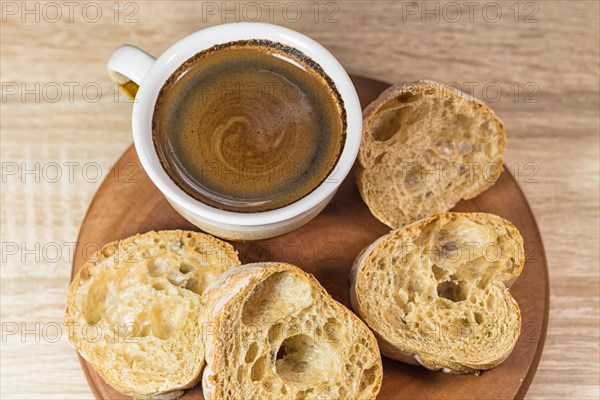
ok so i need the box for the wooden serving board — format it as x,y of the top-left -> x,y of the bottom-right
71,75 -> 548,400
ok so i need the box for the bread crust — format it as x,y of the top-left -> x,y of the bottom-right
357,80 -> 507,228
65,230 -> 240,399
202,262 -> 383,400
350,212 -> 524,374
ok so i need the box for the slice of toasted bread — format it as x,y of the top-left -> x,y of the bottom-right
65,230 -> 240,399
201,262 -> 382,399
350,212 -> 524,373
357,80 -> 506,228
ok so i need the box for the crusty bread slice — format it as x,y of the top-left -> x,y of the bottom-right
65,230 -> 240,399
357,80 -> 506,228
201,262 -> 382,400
350,212 -> 524,373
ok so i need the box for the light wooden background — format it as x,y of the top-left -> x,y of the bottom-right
1,1 -> 598,399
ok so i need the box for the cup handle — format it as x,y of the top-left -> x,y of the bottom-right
107,44 -> 156,99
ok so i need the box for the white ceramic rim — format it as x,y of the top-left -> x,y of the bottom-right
133,22 -> 362,226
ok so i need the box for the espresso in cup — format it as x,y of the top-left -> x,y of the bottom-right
153,39 -> 346,212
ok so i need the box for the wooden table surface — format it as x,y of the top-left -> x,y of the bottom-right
1,1 -> 598,399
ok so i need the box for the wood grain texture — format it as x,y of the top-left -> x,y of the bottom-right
1,1 -> 598,399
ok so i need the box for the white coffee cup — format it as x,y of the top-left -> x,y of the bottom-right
108,22 -> 361,241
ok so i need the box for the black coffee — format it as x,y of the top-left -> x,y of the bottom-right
153,40 -> 345,212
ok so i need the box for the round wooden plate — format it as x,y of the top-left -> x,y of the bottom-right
71,75 -> 548,400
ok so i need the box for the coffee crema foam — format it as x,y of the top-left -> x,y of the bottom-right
153,40 -> 346,212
